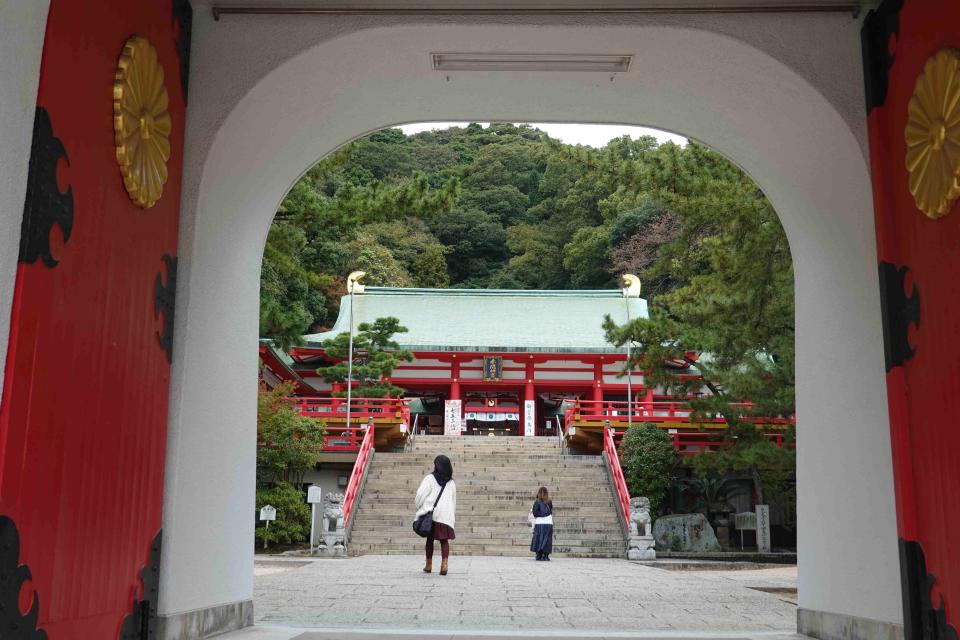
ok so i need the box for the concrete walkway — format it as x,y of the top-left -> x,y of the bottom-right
239,555 -> 798,638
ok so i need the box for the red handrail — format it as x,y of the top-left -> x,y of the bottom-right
342,420 -> 375,530
603,426 -> 631,536
568,399 -> 795,425
293,397 -> 405,451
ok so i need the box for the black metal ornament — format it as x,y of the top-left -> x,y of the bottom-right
860,0 -> 904,113
173,0 -> 193,102
19,107 -> 73,268
0,516 -> 49,640
879,261 -> 920,371
117,531 -> 162,640
155,255 -> 177,363
900,539 -> 959,640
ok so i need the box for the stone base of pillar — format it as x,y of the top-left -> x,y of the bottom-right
158,599 -> 253,640
797,608 -> 903,640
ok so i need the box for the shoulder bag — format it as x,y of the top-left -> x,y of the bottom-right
413,480 -> 446,538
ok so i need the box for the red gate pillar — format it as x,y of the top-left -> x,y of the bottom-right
0,1 -> 190,636
862,1 -> 960,637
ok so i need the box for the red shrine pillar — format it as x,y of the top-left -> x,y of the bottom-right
445,358 -> 462,435
449,359 -> 461,401
524,360 -> 536,436
593,360 -> 604,403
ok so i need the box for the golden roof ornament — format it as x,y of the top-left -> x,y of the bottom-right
347,271 -> 366,294
905,48 -> 960,219
113,36 -> 171,209
621,274 -> 641,297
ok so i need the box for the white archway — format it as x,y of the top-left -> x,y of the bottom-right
163,13 -> 899,637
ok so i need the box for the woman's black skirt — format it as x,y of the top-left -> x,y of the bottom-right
530,524 -> 553,554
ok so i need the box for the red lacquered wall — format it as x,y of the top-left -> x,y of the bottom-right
0,1 -> 190,638
863,0 -> 959,637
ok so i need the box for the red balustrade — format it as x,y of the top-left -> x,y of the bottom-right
603,426 -> 631,535
565,399 -> 794,457
342,420 -> 375,530
567,399 -> 795,426
293,397 -> 407,452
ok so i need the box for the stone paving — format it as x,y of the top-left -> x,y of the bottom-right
251,556 -> 798,634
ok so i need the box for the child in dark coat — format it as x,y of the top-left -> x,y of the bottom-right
529,486 -> 554,561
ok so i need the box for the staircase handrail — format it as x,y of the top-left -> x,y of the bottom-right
555,415 -> 565,455
603,425 -> 631,536
342,419 -> 375,531
407,413 -> 419,451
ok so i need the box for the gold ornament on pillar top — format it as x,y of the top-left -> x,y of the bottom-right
905,49 -> 960,219
113,36 -> 171,209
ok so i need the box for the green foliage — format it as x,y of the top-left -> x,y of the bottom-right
316,316 -> 413,397
682,475 -> 748,513
562,225 -> 614,288
609,199 -> 666,246
413,245 -> 451,288
255,482 -> 312,546
257,381 -> 327,485
429,208 -> 509,286
618,424 -> 680,517
602,149 -> 795,420
688,441 -> 796,525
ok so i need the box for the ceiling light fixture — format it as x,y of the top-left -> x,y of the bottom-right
431,53 -> 632,72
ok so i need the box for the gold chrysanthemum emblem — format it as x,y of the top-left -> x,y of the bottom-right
905,49 -> 960,219
113,36 -> 171,209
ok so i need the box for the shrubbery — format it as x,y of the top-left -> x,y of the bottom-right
255,482 -> 312,546
619,424 -> 679,517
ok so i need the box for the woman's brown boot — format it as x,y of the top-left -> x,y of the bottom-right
423,558 -> 432,573
439,558 -> 448,575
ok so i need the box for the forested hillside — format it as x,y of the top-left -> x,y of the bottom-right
262,122 -> 793,417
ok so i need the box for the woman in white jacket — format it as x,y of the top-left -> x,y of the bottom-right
415,455 -> 457,575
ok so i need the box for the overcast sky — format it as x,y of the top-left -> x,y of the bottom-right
398,122 -> 688,148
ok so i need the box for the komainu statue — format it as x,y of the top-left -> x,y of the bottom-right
628,496 -> 656,560
316,492 -> 346,556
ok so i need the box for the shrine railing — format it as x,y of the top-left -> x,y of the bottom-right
566,399 -> 795,426
603,426 -> 631,536
342,420 -> 375,533
293,397 -> 409,452
564,399 -> 794,456
294,397 -> 406,420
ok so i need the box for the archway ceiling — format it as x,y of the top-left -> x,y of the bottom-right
199,0 -> 860,12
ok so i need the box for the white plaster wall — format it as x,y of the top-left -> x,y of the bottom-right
165,8 -> 900,627
0,2 -> 50,404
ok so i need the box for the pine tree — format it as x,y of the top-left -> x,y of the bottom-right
315,317 -> 413,397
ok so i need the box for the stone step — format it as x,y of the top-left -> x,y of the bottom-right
358,498 -> 616,506
350,538 -> 626,555
349,436 -> 624,559
347,546 -> 624,557
352,518 -> 621,528
350,532 -> 624,543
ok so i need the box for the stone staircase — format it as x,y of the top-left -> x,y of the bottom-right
349,436 -> 626,557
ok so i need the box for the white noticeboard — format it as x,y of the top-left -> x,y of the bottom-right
259,505 -> 277,521
756,504 -> 771,553
523,400 -> 536,437
444,400 -> 462,435
307,485 -> 323,504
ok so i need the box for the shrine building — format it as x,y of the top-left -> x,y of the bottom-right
259,276 -> 793,455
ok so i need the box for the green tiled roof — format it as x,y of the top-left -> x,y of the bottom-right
304,286 -> 647,353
